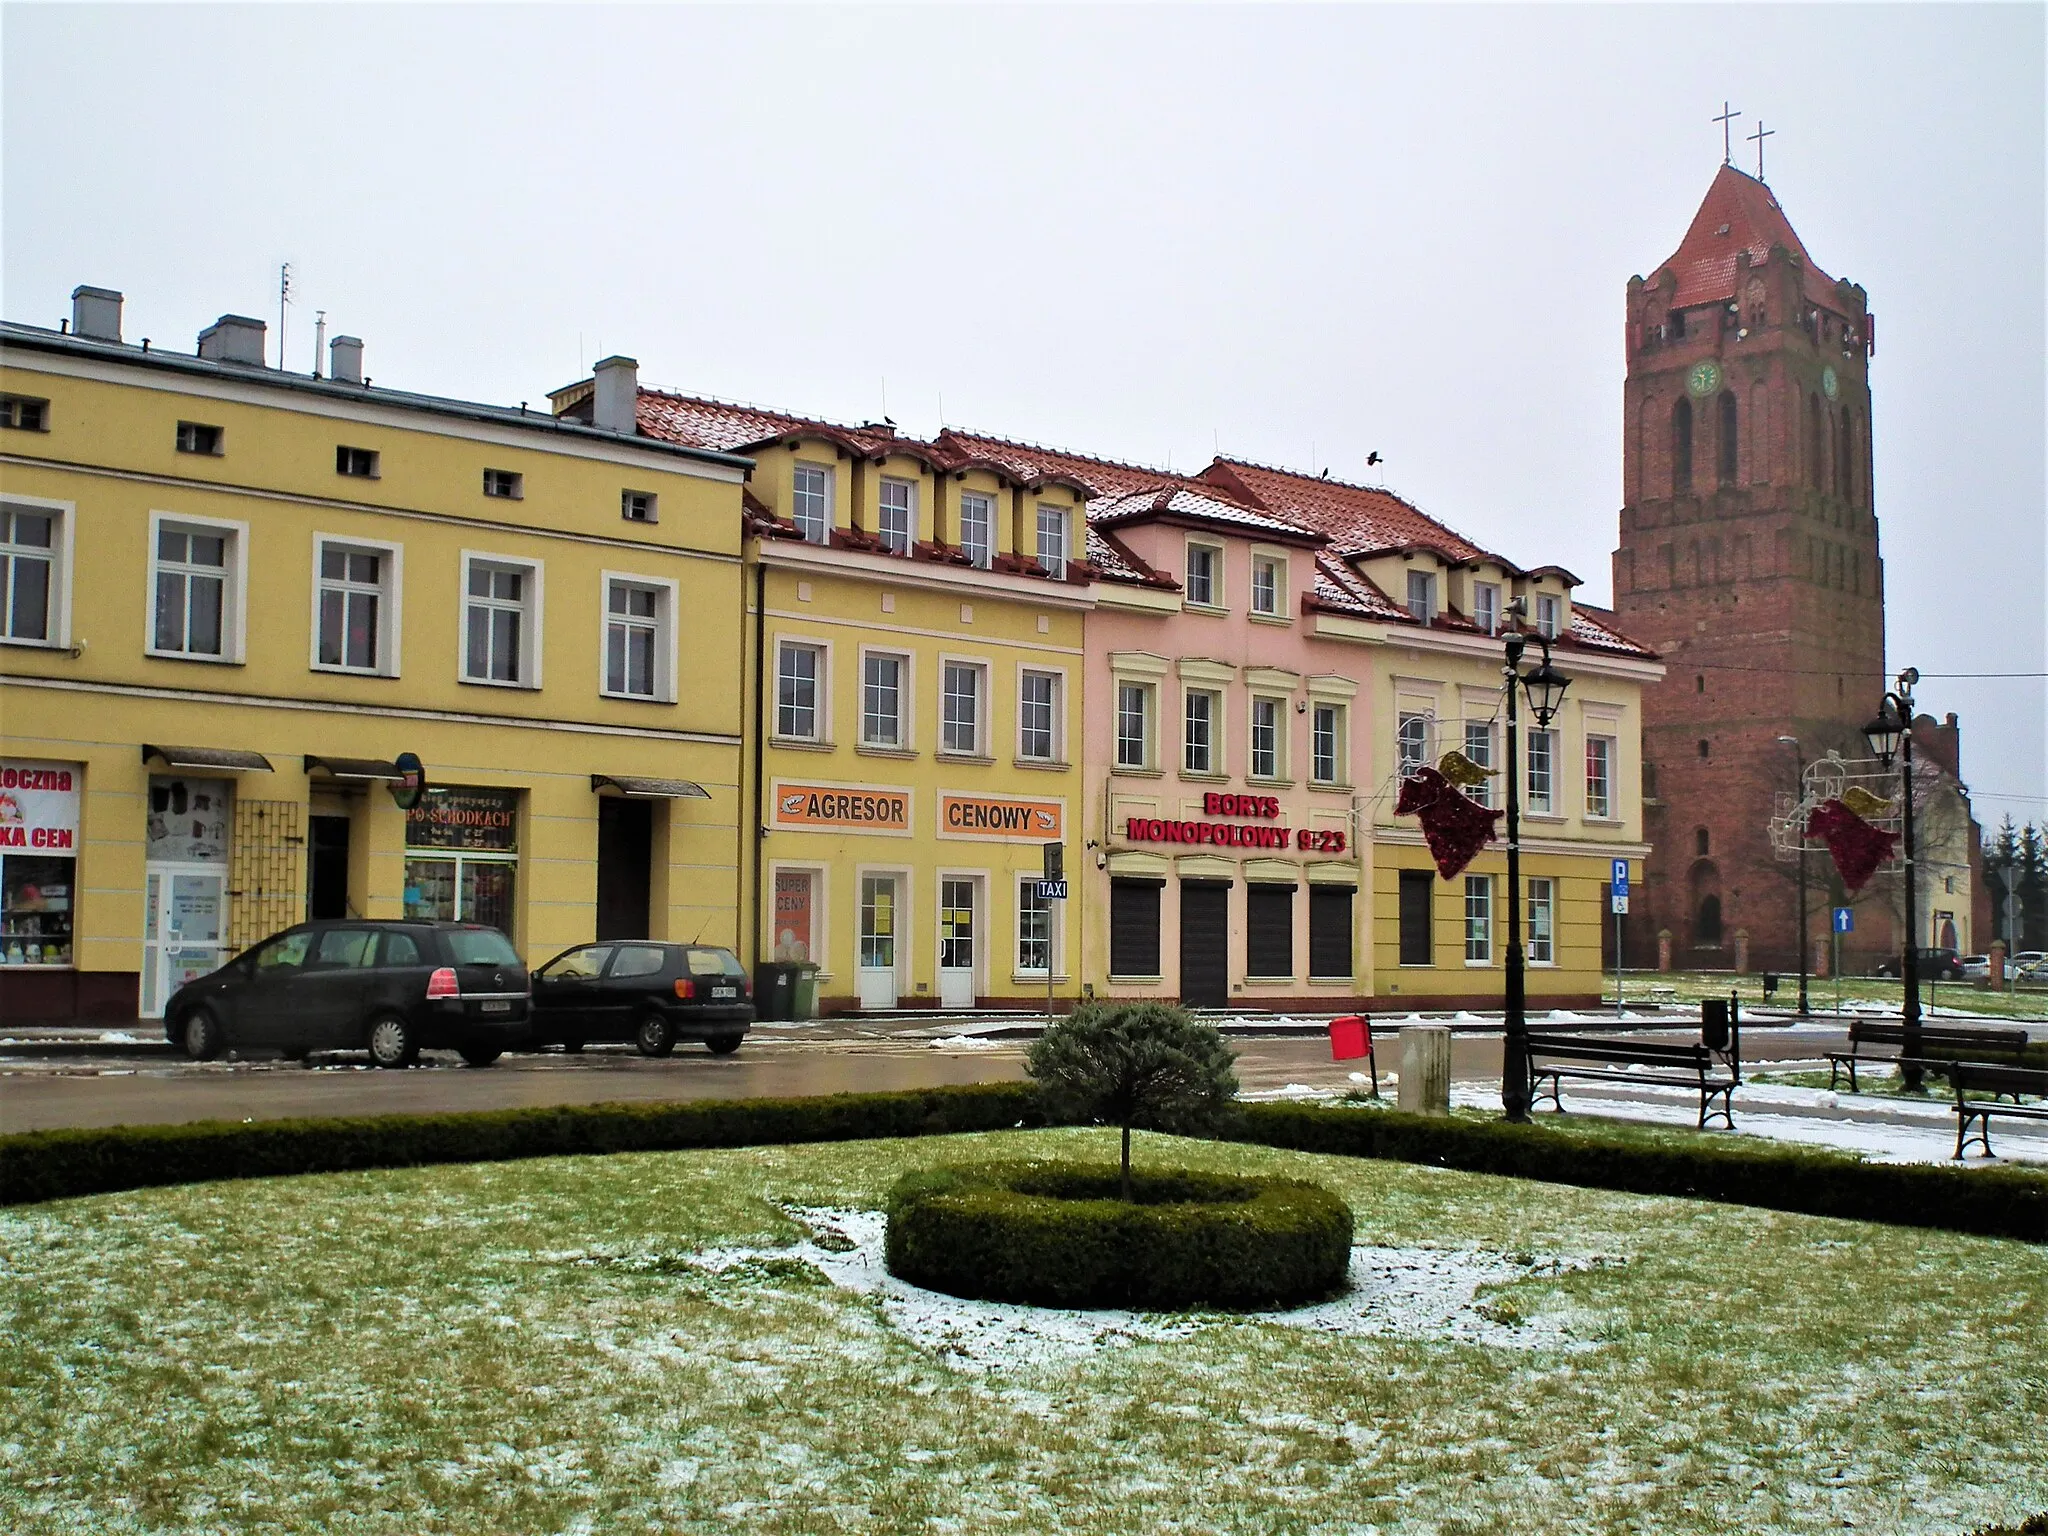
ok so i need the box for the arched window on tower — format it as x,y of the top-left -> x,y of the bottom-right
1671,397 -> 1693,495
1695,827 -> 1710,857
1696,894 -> 1723,946
1806,394 -> 1824,489
1748,383 -> 1770,485
1717,390 -> 1738,486
1838,405 -> 1854,503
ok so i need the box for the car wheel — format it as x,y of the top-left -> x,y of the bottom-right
180,1007 -> 224,1061
635,1012 -> 676,1058
367,1012 -> 419,1069
705,1034 -> 743,1056
459,1047 -> 502,1068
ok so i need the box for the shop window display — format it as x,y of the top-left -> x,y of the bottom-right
1,761 -> 81,970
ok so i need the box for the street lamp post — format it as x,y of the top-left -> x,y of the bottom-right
1863,668 -> 1923,1090
1500,625 -> 1571,1124
1777,736 -> 1811,1017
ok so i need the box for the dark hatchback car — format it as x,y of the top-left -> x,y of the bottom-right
527,941 -> 752,1056
164,920 -> 531,1068
1872,947 -> 1966,981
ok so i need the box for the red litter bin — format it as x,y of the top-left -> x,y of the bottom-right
1328,1014 -> 1378,1095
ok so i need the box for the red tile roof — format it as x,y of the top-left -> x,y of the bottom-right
1653,164 -> 1845,312
1199,460 -> 1504,567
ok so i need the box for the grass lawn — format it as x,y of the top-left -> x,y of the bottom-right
1629,970 -> 2048,1021
3,1128 -> 2043,1535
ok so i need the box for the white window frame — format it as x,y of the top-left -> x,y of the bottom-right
147,510 -> 248,665
1249,695 -> 1285,781
1526,727 -> 1557,814
1407,569 -> 1437,624
1473,580 -> 1502,635
1528,877 -> 1556,965
939,655 -> 988,758
1464,874 -> 1493,965
1463,720 -> 1495,808
309,532 -> 403,678
1017,666 -> 1065,764
877,478 -> 916,556
1184,688 -> 1219,775
1397,710 -> 1432,776
1016,875 -> 1059,979
792,463 -> 833,545
482,468 -> 524,500
1035,503 -> 1070,580
0,494 -> 73,650
859,646 -> 912,750
1311,702 -> 1344,786
774,637 -> 829,743
958,491 -> 995,570
856,865 -> 911,979
1250,550 -> 1287,618
1115,681 -> 1155,771
1185,540 -> 1224,609
1536,593 -> 1564,639
1585,733 -> 1616,820
600,570 -> 678,703
458,550 -> 544,690
621,489 -> 659,524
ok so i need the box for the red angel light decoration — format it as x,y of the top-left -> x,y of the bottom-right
1806,788 -> 1899,893
1395,761 -> 1502,881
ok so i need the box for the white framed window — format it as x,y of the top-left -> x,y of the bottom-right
1397,711 -> 1431,775
1464,875 -> 1493,963
1116,682 -> 1153,770
1017,877 -> 1053,976
1407,570 -> 1437,623
1185,542 -> 1222,607
1473,581 -> 1501,635
941,659 -> 986,756
1463,720 -> 1495,807
776,640 -> 825,740
792,464 -> 832,544
1036,504 -> 1069,579
1527,728 -> 1556,814
861,650 -> 908,748
602,573 -> 676,701
175,421 -> 223,456
0,499 -> 67,647
1536,593 -> 1564,638
959,492 -> 994,569
1585,735 -> 1615,819
335,445 -> 379,478
311,535 -> 401,676
1251,553 -> 1284,616
482,468 -> 523,500
1184,689 -> 1217,774
1250,696 -> 1283,779
1528,877 -> 1555,964
1312,702 -> 1344,785
621,490 -> 659,524
149,512 -> 246,663
0,395 -> 49,432
460,552 -> 542,688
878,478 -> 915,555
1018,668 -> 1062,762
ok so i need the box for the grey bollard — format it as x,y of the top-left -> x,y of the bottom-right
1398,1026 -> 1452,1116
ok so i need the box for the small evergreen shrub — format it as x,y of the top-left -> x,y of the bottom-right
885,1158 -> 1353,1310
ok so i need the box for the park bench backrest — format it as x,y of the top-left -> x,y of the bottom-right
1847,1021 -> 2030,1052
1951,1062 -> 2048,1095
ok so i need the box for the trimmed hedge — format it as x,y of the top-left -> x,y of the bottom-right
1966,1518 -> 2047,1536
0,1083 -> 1042,1206
885,1159 -> 1353,1309
1226,1102 -> 2048,1244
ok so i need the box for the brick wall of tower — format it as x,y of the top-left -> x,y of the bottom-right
1613,233 -> 1891,970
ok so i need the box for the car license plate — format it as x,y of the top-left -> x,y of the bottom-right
711,987 -> 736,1001
481,1000 -> 512,1013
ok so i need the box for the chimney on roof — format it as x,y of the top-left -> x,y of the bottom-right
329,335 -> 364,384
70,286 -> 123,343
591,356 -> 639,433
197,314 -> 267,366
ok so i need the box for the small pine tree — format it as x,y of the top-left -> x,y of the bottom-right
1025,1002 -> 1239,1201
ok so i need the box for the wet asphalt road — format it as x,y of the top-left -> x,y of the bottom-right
0,1025 -> 1847,1134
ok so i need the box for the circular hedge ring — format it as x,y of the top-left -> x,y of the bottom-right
884,1160 -> 1353,1311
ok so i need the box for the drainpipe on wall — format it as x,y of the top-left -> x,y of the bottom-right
750,560 -> 768,970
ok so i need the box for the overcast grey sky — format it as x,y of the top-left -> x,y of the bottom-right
6,3 -> 2043,825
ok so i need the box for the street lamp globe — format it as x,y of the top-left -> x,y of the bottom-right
1521,656 -> 1571,725
1862,703 -> 1905,767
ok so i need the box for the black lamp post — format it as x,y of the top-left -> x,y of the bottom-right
1501,627 -> 1571,1124
1777,735 -> 1812,1018
1863,668 -> 1922,1090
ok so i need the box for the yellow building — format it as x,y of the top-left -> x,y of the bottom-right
553,384 -> 1095,1011
0,292 -> 750,1021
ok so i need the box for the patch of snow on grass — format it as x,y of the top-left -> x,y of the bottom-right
926,1035 -> 1006,1051
681,1208 -> 1600,1375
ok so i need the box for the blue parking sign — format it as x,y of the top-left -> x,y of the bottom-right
1833,907 -> 1855,934
1610,858 -> 1629,897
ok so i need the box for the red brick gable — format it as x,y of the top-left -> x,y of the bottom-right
1654,164 -> 1842,311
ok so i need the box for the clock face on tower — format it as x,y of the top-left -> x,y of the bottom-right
1686,360 -> 1723,399
1822,365 -> 1840,401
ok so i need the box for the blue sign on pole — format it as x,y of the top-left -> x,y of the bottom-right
1610,858 -> 1630,897
1833,907 -> 1855,934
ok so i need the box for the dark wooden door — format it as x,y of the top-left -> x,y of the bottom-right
596,798 -> 653,941
1179,881 -> 1229,1007
307,816 -> 350,920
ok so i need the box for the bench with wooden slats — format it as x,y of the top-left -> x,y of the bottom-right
1824,1021 -> 2032,1093
1525,1033 -> 1740,1130
1944,1061 -> 2048,1159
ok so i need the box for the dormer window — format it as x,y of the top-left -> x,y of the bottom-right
1035,504 -> 1069,580
1250,553 -> 1284,616
1406,570 -> 1437,624
877,478 -> 914,555
791,464 -> 831,544
1535,593 -> 1563,639
959,492 -> 994,569
1185,542 -> 1221,607
1473,581 -> 1501,635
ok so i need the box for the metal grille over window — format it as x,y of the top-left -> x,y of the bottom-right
155,527 -> 227,656
318,546 -> 381,671
606,581 -> 659,697
1,505 -> 55,642
227,799 -> 304,948
1309,886 -> 1353,979
1109,878 -> 1161,977
1246,884 -> 1294,978
465,563 -> 524,683
959,493 -> 993,569
792,466 -> 831,544
878,480 -> 914,555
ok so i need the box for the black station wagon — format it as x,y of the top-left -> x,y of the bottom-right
164,920 -> 531,1068
527,941 -> 752,1056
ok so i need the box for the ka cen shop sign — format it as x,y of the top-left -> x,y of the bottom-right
405,786 -> 520,852
0,760 -> 81,852
938,791 -> 1064,842
1124,791 -> 1349,854
773,780 -> 911,835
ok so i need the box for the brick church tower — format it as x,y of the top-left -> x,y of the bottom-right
1613,163 -> 1886,969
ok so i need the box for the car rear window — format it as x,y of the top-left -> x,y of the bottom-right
686,947 -> 748,978
612,945 -> 667,979
445,928 -> 520,966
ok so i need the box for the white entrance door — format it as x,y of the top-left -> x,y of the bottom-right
938,877 -> 978,1009
141,866 -> 229,1017
857,874 -> 900,1010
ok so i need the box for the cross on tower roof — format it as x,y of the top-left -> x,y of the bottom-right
1713,101 -> 1743,165
1749,119 -> 1777,182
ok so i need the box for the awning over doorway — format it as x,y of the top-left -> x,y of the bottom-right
304,755 -> 405,783
142,744 -> 272,772
591,773 -> 710,800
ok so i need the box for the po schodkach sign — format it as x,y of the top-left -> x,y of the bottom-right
404,786 -> 519,851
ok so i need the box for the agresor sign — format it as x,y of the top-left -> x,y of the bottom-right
772,780 -> 912,835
